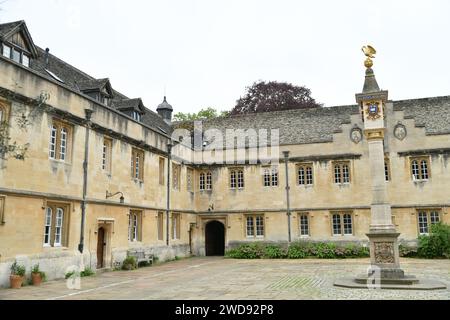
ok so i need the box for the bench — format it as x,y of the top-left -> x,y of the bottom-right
127,249 -> 154,267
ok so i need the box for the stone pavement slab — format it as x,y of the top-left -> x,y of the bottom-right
0,257 -> 449,300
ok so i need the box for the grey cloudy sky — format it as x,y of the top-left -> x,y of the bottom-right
1,0 -> 449,114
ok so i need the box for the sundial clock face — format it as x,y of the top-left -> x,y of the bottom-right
366,102 -> 381,120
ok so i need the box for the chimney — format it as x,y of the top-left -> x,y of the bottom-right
45,48 -> 50,67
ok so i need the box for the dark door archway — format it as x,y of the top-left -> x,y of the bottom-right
205,221 -> 225,256
97,227 -> 105,269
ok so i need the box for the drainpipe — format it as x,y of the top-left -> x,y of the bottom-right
283,151 -> 292,243
78,109 -> 93,253
166,141 -> 172,246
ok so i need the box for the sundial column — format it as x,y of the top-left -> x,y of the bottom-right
356,65 -> 405,280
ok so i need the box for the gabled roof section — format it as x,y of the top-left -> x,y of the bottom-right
76,78 -> 114,97
112,98 -> 145,112
0,20 -> 38,58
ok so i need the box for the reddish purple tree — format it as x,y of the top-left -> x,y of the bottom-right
231,81 -> 321,115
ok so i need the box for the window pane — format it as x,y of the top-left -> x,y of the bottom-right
332,214 -> 342,235
306,167 -> 313,185
54,208 -> 64,246
12,48 -> 20,63
60,127 -> 67,161
187,169 -> 193,191
238,170 -> 244,188
246,217 -> 254,237
334,165 -> 341,184
133,214 -> 138,241
135,155 -> 140,179
418,212 -> 428,234
22,54 -> 30,67
298,167 -> 305,185
271,168 -> 278,186
342,165 -> 350,183
412,160 -> 419,180
128,214 -> 132,241
256,216 -> 264,237
206,172 -> 212,190
300,215 -> 309,236
49,125 -> 57,158
385,161 -> 390,181
102,141 -> 107,170
199,173 -> 205,190
343,214 -> 353,235
230,171 -> 236,189
44,208 -> 52,246
2,44 -> 11,58
430,211 -> 440,225
264,169 -> 271,187
421,160 -> 429,180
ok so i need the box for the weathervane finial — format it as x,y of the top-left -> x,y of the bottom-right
362,45 -> 377,68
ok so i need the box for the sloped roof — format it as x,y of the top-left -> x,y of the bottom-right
174,96 -> 450,146
0,20 -> 38,57
0,20 -> 170,135
394,95 -> 450,135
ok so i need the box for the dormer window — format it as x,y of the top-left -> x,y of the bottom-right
2,42 -> 30,67
132,111 -> 142,122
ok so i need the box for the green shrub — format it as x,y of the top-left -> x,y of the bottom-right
10,261 -> 26,277
418,223 -> 450,258
65,271 -> 77,279
399,244 -> 418,257
263,245 -> 287,259
80,268 -> 95,277
287,244 -> 308,259
31,264 -> 47,281
315,243 -> 337,259
122,256 -> 137,270
226,243 -> 264,259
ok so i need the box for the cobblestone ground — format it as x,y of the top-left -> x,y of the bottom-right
0,257 -> 449,300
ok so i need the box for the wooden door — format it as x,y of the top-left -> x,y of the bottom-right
97,227 -> 105,269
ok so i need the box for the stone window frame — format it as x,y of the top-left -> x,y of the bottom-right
159,157 -> 165,186
0,100 -> 11,123
229,167 -> 245,190
297,163 -> 314,186
131,147 -> 145,181
298,212 -> 310,237
128,210 -> 143,242
199,171 -> 212,191
172,163 -> 181,190
330,211 -> 354,236
102,136 -> 113,174
416,209 -> 441,235
186,167 -> 194,192
43,202 -> 71,248
333,161 -> 351,185
171,213 -> 181,240
410,156 -> 431,181
244,214 -> 265,239
262,166 -> 279,187
49,119 -> 73,163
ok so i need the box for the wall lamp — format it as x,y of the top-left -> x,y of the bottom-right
106,191 -> 125,204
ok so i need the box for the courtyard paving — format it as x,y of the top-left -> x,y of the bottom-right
0,257 -> 449,300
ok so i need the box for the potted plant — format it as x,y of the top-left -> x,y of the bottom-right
31,264 -> 46,286
10,261 -> 26,289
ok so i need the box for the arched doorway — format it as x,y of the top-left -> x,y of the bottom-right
205,221 -> 225,256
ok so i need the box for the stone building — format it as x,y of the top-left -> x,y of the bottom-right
0,20 -> 449,287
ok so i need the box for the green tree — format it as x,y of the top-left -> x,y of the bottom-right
173,107 -> 229,122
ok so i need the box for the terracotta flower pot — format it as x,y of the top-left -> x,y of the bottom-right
32,273 -> 42,286
10,275 -> 23,289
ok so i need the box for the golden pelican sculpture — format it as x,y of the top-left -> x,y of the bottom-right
362,45 -> 376,68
